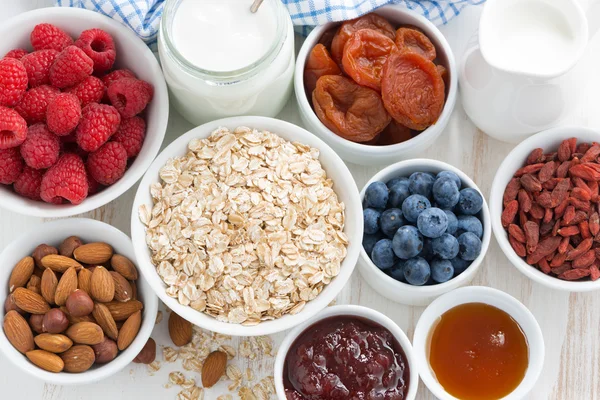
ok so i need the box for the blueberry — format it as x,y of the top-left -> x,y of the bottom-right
431,233 -> 459,259
371,239 -> 396,270
403,257 -> 431,286
402,194 -> 431,223
417,207 -> 448,238
431,259 -> 454,283
444,210 -> 458,235
450,257 -> 471,275
392,225 -> 423,259
388,180 -> 411,208
436,171 -> 462,190
363,232 -> 384,255
387,260 -> 406,282
408,172 -> 435,197
458,232 -> 482,260
363,208 -> 381,235
380,208 -> 407,237
386,176 -> 408,188
456,188 -> 484,215
433,177 -> 460,209
365,181 -> 389,209
457,215 -> 483,238
420,238 -> 433,259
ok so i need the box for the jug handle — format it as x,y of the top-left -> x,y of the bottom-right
586,0 -> 600,40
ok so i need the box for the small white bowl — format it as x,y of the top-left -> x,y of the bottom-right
0,218 -> 158,385
413,286 -> 545,400
274,305 -> 419,400
131,116 -> 363,336
357,159 -> 492,306
0,8 -> 169,218
295,5 -> 457,166
490,126 -> 600,292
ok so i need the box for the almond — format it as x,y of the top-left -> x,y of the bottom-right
130,280 -> 137,300
40,254 -> 82,273
12,287 -> 50,314
3,310 -> 34,353
58,236 -> 82,258
34,333 -> 73,353
90,266 -> 114,302
78,268 -> 92,295
54,267 -> 77,306
60,345 -> 95,373
74,242 -> 113,264
168,312 -> 192,347
104,300 -> 143,321
8,256 -> 34,293
110,254 -> 138,280
41,268 -> 58,305
110,271 -> 132,302
201,350 -> 227,388
26,275 -> 42,294
65,322 -> 104,345
117,310 -> 141,351
92,303 -> 118,340
26,350 -> 64,373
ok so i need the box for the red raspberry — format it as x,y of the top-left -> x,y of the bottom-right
14,85 -> 59,124
46,93 -> 82,136
49,46 -> 93,89
107,78 -> 153,118
87,141 -> 127,185
4,49 -> 28,60
101,69 -> 135,87
14,166 -> 44,200
0,106 -> 27,149
86,171 -> 102,195
76,103 -> 121,152
64,76 -> 105,107
0,58 -> 28,107
40,153 -> 88,204
112,116 -> 146,158
21,49 -> 59,87
30,23 -> 73,52
75,28 -> 116,73
20,124 -> 60,169
0,147 -> 24,184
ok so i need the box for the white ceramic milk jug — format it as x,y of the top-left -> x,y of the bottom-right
460,0 -> 600,143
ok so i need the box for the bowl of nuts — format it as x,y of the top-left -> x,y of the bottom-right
0,218 -> 158,385
131,116 -> 363,336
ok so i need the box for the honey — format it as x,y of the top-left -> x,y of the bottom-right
429,303 -> 528,400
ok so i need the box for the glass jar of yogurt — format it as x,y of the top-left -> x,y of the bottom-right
158,0 -> 295,125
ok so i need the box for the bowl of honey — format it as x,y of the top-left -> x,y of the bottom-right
413,286 -> 544,400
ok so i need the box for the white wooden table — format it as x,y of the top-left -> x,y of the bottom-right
3,1 -> 600,399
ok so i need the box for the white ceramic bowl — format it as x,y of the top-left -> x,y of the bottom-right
0,218 -> 158,385
357,159 -> 492,306
131,116 -> 363,336
490,126 -> 600,292
295,5 -> 457,166
413,286 -> 545,400
274,305 -> 419,400
0,8 -> 169,217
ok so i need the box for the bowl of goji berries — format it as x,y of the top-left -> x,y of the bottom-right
0,7 -> 168,217
490,126 -> 600,291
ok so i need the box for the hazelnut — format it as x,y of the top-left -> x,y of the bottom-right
133,338 -> 156,364
32,244 -> 58,268
29,314 -> 44,334
4,294 -> 24,314
65,289 -> 94,317
92,337 -> 118,364
59,236 -> 83,258
42,308 -> 69,334
27,275 -> 42,294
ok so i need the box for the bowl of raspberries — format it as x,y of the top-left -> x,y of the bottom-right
0,7 -> 168,217
357,159 -> 491,306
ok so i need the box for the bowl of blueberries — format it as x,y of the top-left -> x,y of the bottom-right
357,159 -> 491,306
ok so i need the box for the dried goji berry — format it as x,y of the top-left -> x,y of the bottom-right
569,198 -> 591,212
566,237 -> 593,261
508,224 -> 526,243
576,142 -> 592,154
551,264 -> 571,276
554,198 -> 569,218
543,207 -> 553,223
503,178 -> 521,206
590,264 -> 600,281
515,163 -> 544,177
544,152 -> 558,161
567,137 -> 578,153
580,220 -> 591,239
588,180 -> 599,200
556,161 -> 571,178
538,161 -> 557,183
558,237 -> 570,254
502,200 -> 519,228
580,143 -> 600,162
535,192 -> 553,209
571,211 -> 589,225
519,210 -> 528,227
526,148 -> 544,165
551,219 -> 560,236
589,212 -> 600,235
538,258 -> 551,274
563,205 -> 576,225
550,251 -> 568,267
558,225 -> 580,237
527,236 -> 562,264
559,268 -> 590,280
541,220 -> 554,237
542,178 -> 560,190
520,174 -> 542,192
518,189 -> 532,212
550,178 -> 570,207
558,139 -> 573,161
509,235 -> 526,257
523,220 -> 539,250
572,249 -> 595,268
529,203 -> 545,220
569,164 -> 600,180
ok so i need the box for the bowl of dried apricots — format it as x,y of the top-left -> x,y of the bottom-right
295,6 -> 457,166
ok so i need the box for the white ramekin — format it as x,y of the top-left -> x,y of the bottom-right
274,304 -> 419,400
490,126 -> 600,292
357,159 -> 492,306
413,286 -> 545,400
0,218 -> 158,385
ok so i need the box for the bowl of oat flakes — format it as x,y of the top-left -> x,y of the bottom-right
131,116 -> 362,336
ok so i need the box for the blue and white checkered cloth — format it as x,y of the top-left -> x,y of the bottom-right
55,0 -> 484,47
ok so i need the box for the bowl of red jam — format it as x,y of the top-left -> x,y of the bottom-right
274,304 -> 418,399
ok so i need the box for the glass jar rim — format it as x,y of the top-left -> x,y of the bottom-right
160,0 -> 288,83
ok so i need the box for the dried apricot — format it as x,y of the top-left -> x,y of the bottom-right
341,29 -> 397,91
436,64 -> 449,89
378,120 -> 413,145
304,44 -> 341,96
330,13 -> 396,64
312,75 -> 391,143
395,27 -> 436,61
381,51 -> 445,130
